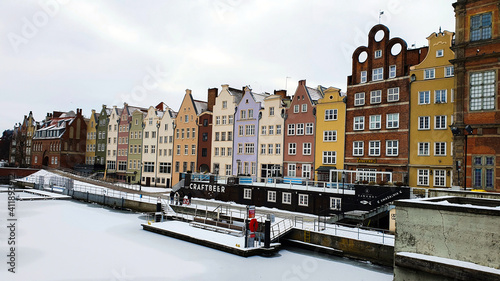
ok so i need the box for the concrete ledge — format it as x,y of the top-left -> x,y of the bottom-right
284,228 -> 394,267
283,239 -> 343,257
395,252 -> 500,281
142,223 -> 280,257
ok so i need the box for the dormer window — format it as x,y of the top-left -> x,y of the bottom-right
374,50 -> 382,58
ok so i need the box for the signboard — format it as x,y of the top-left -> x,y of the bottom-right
357,158 -> 377,164
187,183 -> 226,193
248,205 -> 255,219
355,185 -> 410,210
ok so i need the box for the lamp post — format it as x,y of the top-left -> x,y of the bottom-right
451,125 -> 474,190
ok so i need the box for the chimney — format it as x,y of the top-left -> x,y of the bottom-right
207,88 -> 218,112
298,79 -> 306,86
274,89 -> 287,99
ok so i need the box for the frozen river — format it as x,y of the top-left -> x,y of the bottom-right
0,190 -> 392,280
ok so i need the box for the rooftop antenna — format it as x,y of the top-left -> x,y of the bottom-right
439,26 -> 442,34
379,10 -> 384,24
285,76 -> 291,91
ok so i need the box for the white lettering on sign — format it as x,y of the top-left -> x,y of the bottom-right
188,183 -> 226,193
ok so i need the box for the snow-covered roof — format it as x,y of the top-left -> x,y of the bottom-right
228,87 -> 244,105
193,100 -> 208,115
251,92 -> 270,105
306,86 -> 323,103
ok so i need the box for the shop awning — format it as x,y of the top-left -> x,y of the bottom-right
316,166 -> 336,172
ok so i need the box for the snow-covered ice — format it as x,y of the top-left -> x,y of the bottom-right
0,193 -> 393,281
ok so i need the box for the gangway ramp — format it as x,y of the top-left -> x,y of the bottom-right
270,218 -> 294,242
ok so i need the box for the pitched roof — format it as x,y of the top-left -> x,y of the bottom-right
193,99 -> 208,115
306,86 -> 323,103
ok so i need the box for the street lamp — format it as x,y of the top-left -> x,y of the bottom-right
451,125 -> 474,190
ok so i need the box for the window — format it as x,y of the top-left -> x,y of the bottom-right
434,142 -> 446,156
419,91 -> 430,104
325,109 -> 337,121
445,66 -> 454,77
353,141 -> 364,156
275,144 -> 281,155
418,142 -> 430,156
298,194 -> 308,206
214,147 -> 219,156
389,65 -> 396,78
276,125 -> 282,135
323,130 -> 337,142
369,141 -> 380,156
294,105 -> 299,113
238,143 -> 243,154
181,129 -> 184,139
330,197 -> 341,210
267,191 -> 276,202
215,132 -> 220,141
248,109 -> 254,118
372,68 -> 383,81
435,115 -> 447,130
424,69 -> 435,80
473,156 -> 495,189
268,144 -> 273,155
175,162 -> 179,173
240,110 -> 246,119
282,192 -> 292,204
144,145 -> 149,154
268,125 -> 274,135
269,107 -> 275,116
288,143 -> 296,155
192,145 -> 196,155
470,12 -> 492,41
287,124 -> 295,135
418,169 -> 429,186
387,87 -> 399,102
305,123 -> 313,135
360,71 -> 367,83
301,104 -> 307,112
287,164 -> 296,177
225,164 -> 231,176
470,71 -> 495,111
159,163 -> 172,174
418,116 -> 430,130
220,147 -> 225,156
436,49 -> 444,57
386,113 -> 399,129
227,131 -> 233,141
302,164 -> 311,179
244,143 -> 255,154
222,101 -> 227,109
369,115 -> 381,130
176,145 -> 180,155
216,116 -> 221,125
151,145 -> 156,154
374,49 -> 382,58
303,143 -> 311,155
354,92 -> 365,106
386,140 -> 398,156
434,170 -> 446,187
370,90 -> 381,104
221,132 -> 226,141
260,144 -> 266,155
296,123 -> 304,135
143,162 -> 155,173
323,151 -> 336,164
261,126 -> 266,135
243,188 -> 252,200
222,115 -> 227,125
228,115 -> 233,124
435,90 -> 447,103
184,145 -> 188,155
245,125 -> 255,136
354,116 -> 365,130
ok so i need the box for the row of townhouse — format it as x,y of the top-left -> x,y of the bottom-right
13,0 -> 499,191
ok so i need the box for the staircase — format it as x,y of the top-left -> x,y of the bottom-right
270,218 -> 294,242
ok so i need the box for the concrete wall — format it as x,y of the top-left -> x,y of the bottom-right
67,190 -> 157,212
429,188 -> 500,200
285,228 -> 394,267
394,197 -> 500,280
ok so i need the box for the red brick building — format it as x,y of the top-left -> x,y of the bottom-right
345,25 -> 428,183
197,88 -> 217,173
283,80 -> 322,180
451,0 -> 500,191
31,109 -> 87,169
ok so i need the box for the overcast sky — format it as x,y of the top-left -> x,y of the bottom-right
1,0 -> 456,132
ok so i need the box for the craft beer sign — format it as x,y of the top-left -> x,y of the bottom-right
187,183 -> 226,194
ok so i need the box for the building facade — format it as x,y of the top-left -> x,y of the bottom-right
127,109 -> 145,184
409,31 -> 455,188
85,109 -> 98,167
211,85 -> 243,177
172,90 -> 208,185
314,86 -> 346,182
141,106 -> 163,186
232,87 -> 269,177
345,24 -> 428,184
95,105 -> 111,169
157,105 -> 176,188
257,90 -> 288,179
31,109 -> 87,169
105,106 -> 121,179
451,0 -> 500,191
197,88 -> 217,174
283,80 -> 322,180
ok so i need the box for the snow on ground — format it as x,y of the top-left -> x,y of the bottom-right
0,193 -> 393,281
